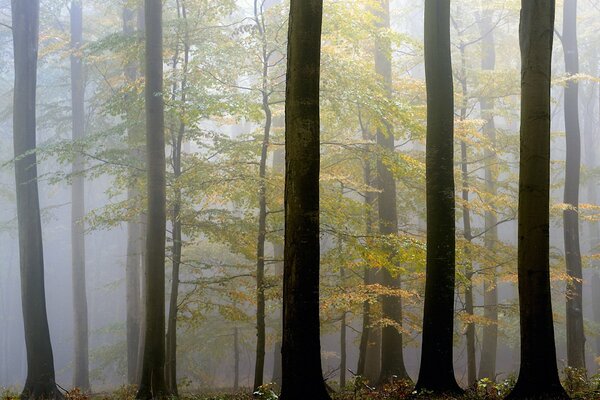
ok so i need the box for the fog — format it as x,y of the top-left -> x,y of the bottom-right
0,0 -> 599,397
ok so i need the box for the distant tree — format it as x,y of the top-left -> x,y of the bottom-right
122,3 -> 143,385
373,0 -> 409,384
136,0 -> 167,398
416,0 -> 461,394
561,0 -> 586,371
477,8 -> 499,382
69,0 -> 91,391
506,1 -> 568,398
280,0 -> 330,398
11,0 -> 62,398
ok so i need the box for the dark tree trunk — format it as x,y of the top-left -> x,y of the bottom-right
415,0 -> 461,395
562,0 -> 586,371
253,1 -> 272,386
136,0 -> 167,398
506,1 -> 568,398
373,0 -> 409,384
69,0 -> 90,392
12,0 -> 62,398
281,1 -> 329,398
478,10 -> 499,382
123,5 -> 142,385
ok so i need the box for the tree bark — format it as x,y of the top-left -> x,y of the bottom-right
136,0 -> 167,398
506,1 -> 568,398
12,0 -> 62,398
281,1 -> 330,398
373,0 -> 409,384
415,0 -> 461,394
562,0 -> 586,371
478,10 -> 499,382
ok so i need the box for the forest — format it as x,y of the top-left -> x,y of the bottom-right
2,0 -> 600,399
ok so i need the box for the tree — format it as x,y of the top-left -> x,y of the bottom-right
416,0 -> 461,394
373,0 -> 409,384
280,0 -> 330,398
506,1 -> 568,398
11,0 -> 62,398
70,0 -> 91,391
478,8 -> 499,381
136,0 -> 167,398
165,0 -> 190,395
561,0 -> 586,371
123,3 -> 143,385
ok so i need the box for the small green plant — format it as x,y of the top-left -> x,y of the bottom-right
562,366 -> 589,397
253,383 -> 278,400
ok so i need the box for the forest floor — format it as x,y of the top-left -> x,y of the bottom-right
5,374 -> 600,400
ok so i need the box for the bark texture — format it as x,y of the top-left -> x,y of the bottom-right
415,0 -> 461,394
280,1 -> 330,398
506,1 -> 568,398
136,0 -> 167,398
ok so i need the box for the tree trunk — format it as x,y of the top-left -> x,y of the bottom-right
165,1 -> 190,395
123,4 -> 142,386
357,118 -> 381,382
136,0 -> 167,398
12,0 -> 62,398
281,1 -> 329,398
562,0 -> 586,371
373,0 -> 409,384
340,271 -> 347,388
234,327 -> 240,391
69,0 -> 90,392
416,0 -> 461,394
270,136 -> 284,388
506,1 -> 568,398
457,40 -> 476,388
253,2 -> 272,385
478,10 -> 499,382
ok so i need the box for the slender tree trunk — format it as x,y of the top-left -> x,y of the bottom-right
12,0 -> 62,398
506,1 -> 568,398
136,1 -> 167,398
253,3 -> 272,385
457,41 -> 476,388
478,10 -> 499,381
165,2 -> 190,395
281,1 -> 329,398
123,5 -> 142,385
416,0 -> 461,394
270,137 -> 284,387
357,118 -> 382,382
340,268 -> 347,388
234,327 -> 240,391
373,0 -> 409,384
562,0 -> 586,371
69,0 -> 90,392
